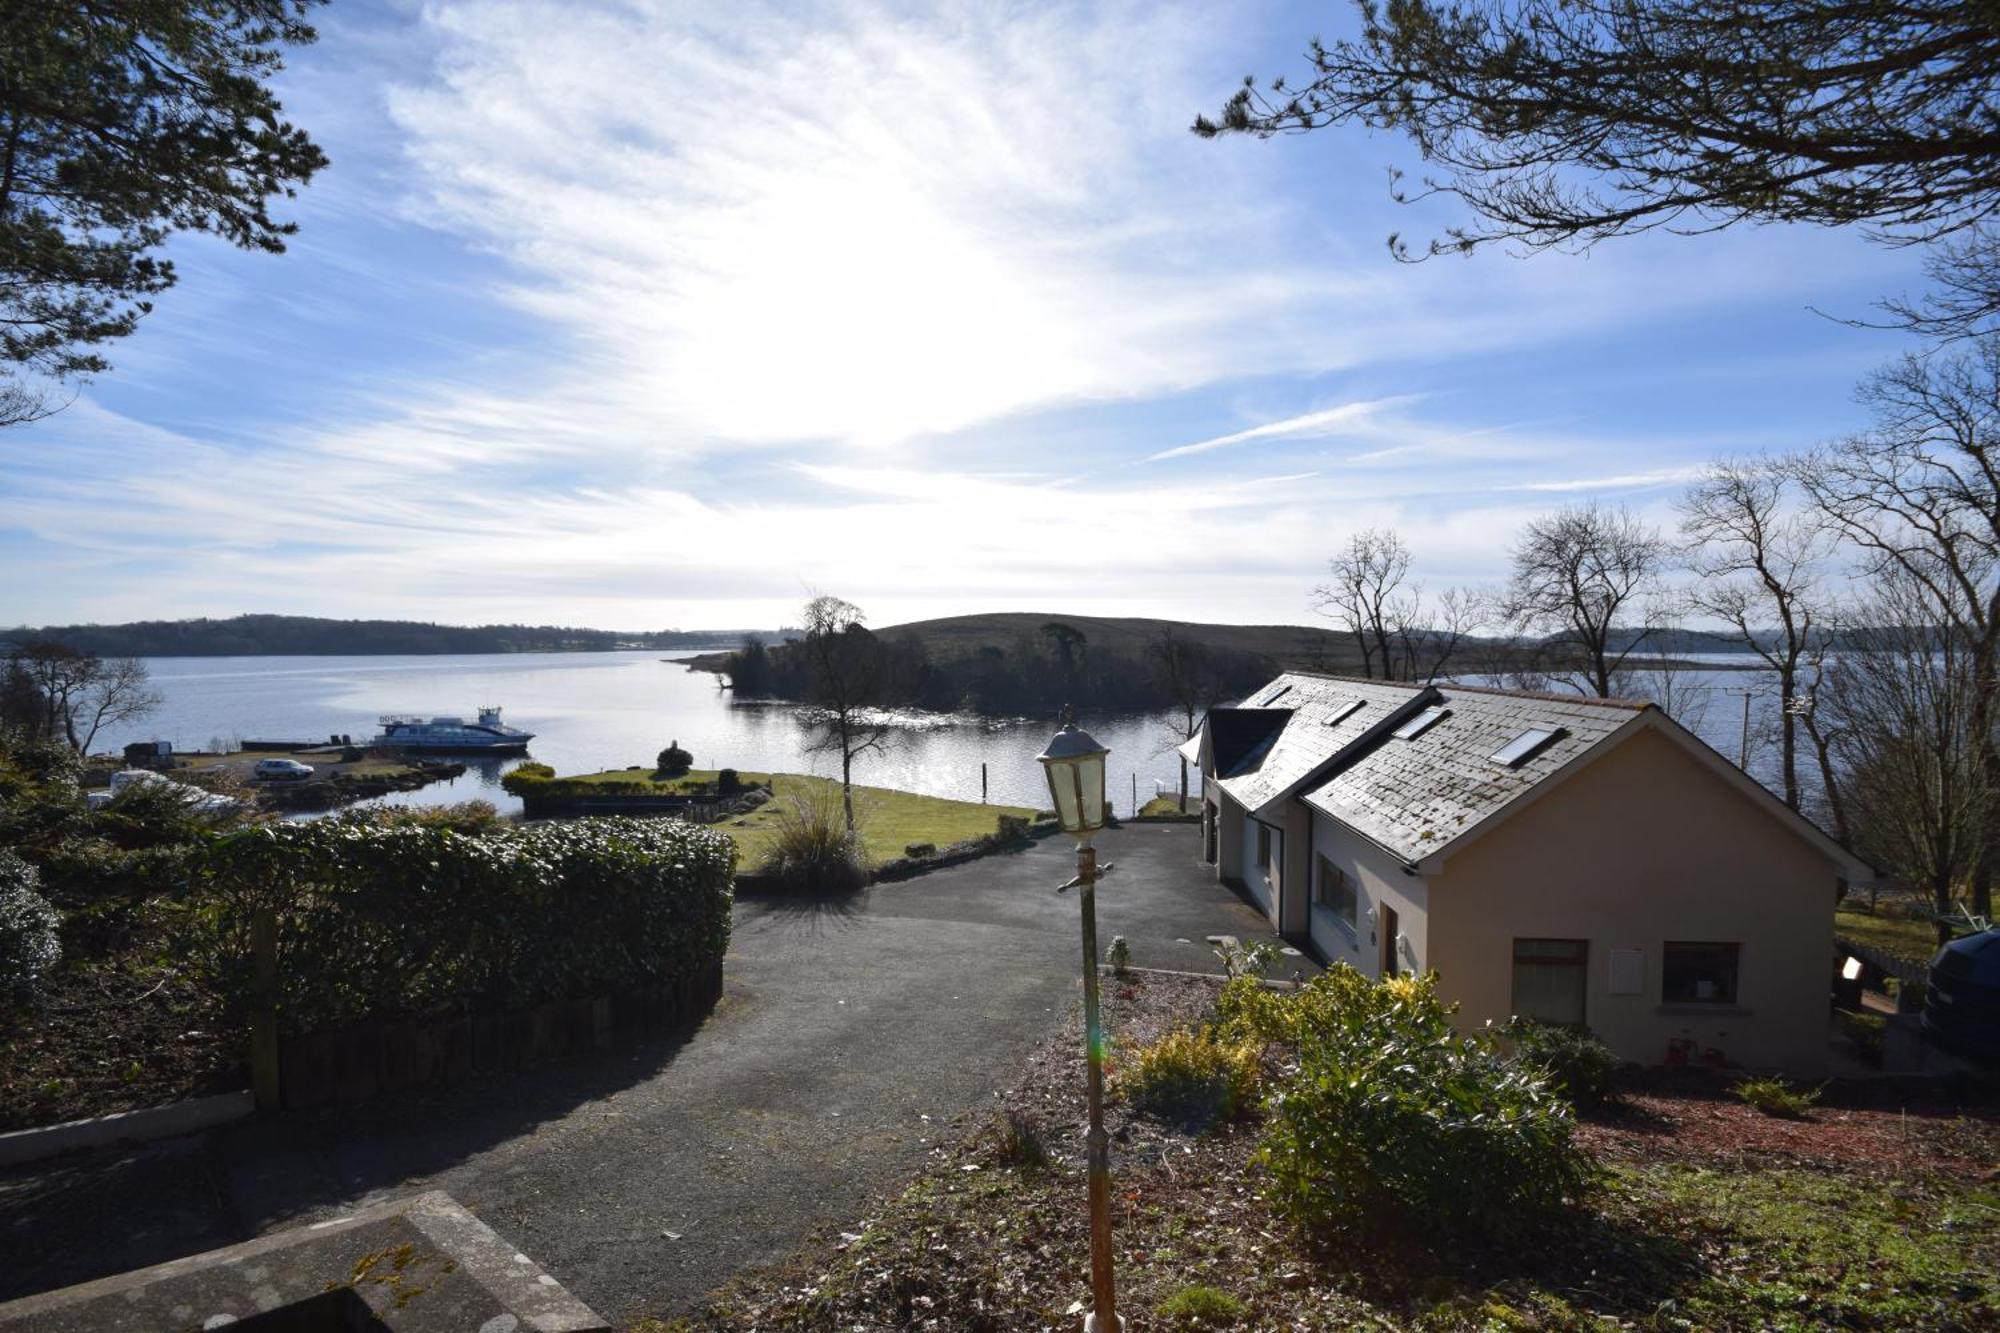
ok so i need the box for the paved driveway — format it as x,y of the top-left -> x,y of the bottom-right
0,824 -> 1295,1324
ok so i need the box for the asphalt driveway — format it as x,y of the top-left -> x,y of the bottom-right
0,823 -> 1296,1324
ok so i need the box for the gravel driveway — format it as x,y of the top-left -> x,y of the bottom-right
0,823 -> 1297,1324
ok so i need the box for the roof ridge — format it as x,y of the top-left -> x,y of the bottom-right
1440,681 -> 1654,711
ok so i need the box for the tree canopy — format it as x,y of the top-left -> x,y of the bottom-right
1198,1 -> 2000,280
0,1 -> 328,423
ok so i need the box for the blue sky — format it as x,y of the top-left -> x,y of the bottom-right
0,0 -> 1930,631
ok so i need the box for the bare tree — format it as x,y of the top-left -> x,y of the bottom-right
796,595 -> 890,833
1150,627 -> 1225,812
1386,584 -> 1493,684
1503,503 -> 1666,698
1313,529 -> 1411,679
1793,340 -> 2000,917
1677,458 -> 1840,812
4,641 -> 160,753
1823,572 -> 1993,944
1621,596 -> 1716,733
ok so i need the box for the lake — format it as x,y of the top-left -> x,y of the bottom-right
96,651 -> 1788,819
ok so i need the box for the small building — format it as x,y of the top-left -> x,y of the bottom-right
1185,673 -> 1870,1073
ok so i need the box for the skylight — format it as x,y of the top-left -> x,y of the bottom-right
1392,705 -> 1448,740
1322,698 -> 1364,726
1491,727 -> 1565,768
1258,684 -> 1292,706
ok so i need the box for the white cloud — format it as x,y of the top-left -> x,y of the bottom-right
1146,397 -> 1421,461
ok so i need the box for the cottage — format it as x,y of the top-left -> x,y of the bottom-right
1186,673 -> 1870,1074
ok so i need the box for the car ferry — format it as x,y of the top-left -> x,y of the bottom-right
375,706 -> 534,752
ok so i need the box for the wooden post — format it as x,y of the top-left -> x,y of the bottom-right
250,909 -> 281,1111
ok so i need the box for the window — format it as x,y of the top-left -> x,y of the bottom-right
1663,942 -> 1740,1005
1322,698 -> 1364,726
1316,855 -> 1357,927
1392,705 -> 1448,740
1490,727 -> 1565,768
1512,938 -> 1589,1027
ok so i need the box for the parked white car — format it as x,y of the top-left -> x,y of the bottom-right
253,758 -> 315,781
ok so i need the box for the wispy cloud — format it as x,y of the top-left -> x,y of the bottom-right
1505,466 -> 1711,493
1146,397 -> 1420,461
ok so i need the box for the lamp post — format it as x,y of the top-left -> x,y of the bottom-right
1036,720 -> 1120,1333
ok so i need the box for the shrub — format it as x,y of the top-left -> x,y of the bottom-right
0,851 -> 61,999
1211,938 -> 1277,979
755,786 -> 867,895
984,1109 -> 1049,1171
349,800 -> 505,833
1158,1285 -> 1247,1325
1837,1009 -> 1886,1065
1500,1017 -> 1621,1108
500,762 -> 555,795
1217,966 -> 1597,1246
1734,1076 -> 1823,1118
93,773 -> 246,848
194,817 -> 735,1033
656,741 -> 693,776
1121,1026 -> 1261,1132
716,768 -> 743,796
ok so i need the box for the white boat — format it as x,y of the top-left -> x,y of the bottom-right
375,706 -> 534,753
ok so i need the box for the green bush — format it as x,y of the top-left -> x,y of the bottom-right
1158,1284 -> 1247,1325
347,800 -> 505,833
1217,967 -> 1597,1246
1734,1076 -> 1822,1118
656,741 -> 693,776
716,767 -> 743,796
755,786 -> 867,895
1837,1009 -> 1886,1065
499,762 -> 555,795
1500,1017 -> 1621,1108
0,850 -> 61,999
1121,1025 -> 1261,1132
194,817 -> 735,1033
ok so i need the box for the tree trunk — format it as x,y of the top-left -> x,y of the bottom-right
1776,665 -> 1800,810
841,746 -> 856,833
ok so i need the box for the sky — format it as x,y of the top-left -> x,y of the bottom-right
0,0 -> 1935,632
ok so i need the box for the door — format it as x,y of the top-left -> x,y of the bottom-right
1202,800 -> 1218,864
1379,904 -> 1400,978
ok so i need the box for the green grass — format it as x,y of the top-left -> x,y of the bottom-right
1138,794 -> 1199,819
1627,1164 -> 2000,1331
1836,904 -> 1947,964
560,767 -> 1037,867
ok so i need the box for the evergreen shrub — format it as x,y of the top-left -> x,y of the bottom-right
195,817 -> 735,1033
1217,967 -> 1597,1245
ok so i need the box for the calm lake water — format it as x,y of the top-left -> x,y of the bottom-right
96,650 -> 1787,818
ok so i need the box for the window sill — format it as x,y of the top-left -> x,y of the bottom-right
1311,907 -> 1360,950
1656,1004 -> 1754,1017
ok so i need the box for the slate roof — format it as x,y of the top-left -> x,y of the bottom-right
1205,673 -> 1436,820
1301,681 -> 1647,865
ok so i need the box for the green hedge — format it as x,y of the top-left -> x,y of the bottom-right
195,818 -> 735,1034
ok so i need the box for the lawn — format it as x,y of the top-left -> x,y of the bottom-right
650,973 -> 2000,1332
1836,903 -> 1949,965
561,767 -> 1038,867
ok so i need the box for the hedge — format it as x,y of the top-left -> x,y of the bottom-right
194,817 -> 735,1034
